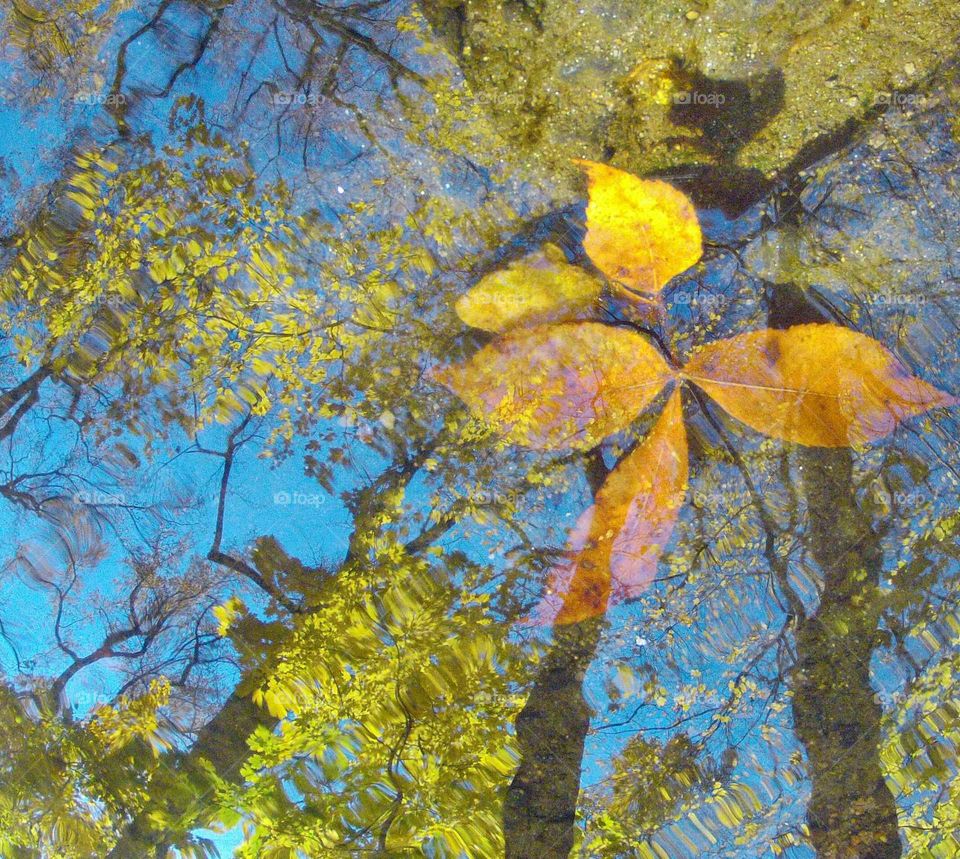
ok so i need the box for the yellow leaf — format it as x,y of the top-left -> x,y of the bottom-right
532,389 -> 688,625
212,596 -> 246,636
455,244 -> 602,332
262,690 -> 287,719
683,323 -> 956,447
576,159 -> 702,298
434,321 -> 674,450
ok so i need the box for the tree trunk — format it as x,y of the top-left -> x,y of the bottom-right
503,617 -> 603,858
791,448 -> 903,859
106,675 -> 280,857
503,456 -> 608,858
769,282 -> 902,858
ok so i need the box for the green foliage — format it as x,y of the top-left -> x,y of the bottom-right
0,681 -> 169,857
0,126 -> 318,429
215,555 -> 524,857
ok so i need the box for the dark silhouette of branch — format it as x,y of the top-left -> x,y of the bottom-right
281,0 -> 428,86
0,364 -> 52,422
205,412 -> 303,616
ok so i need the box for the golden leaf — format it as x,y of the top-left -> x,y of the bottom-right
434,322 -> 674,450
683,323 -> 957,447
577,159 -> 702,298
532,389 -> 688,625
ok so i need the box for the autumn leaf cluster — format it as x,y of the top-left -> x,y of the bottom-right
438,162 -> 955,624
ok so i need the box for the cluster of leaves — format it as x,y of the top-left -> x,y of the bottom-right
87,677 -> 173,754
2,0 -> 136,101
878,510 -> 960,857
0,680 -> 175,858
0,105 -> 499,449
211,551 -> 523,858
438,161 -> 955,624
0,125 -> 320,430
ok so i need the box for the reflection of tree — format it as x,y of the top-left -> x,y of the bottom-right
0,0 -> 959,856
769,282 -> 902,858
0,1 -> 523,854
104,419 -> 526,856
504,619 -> 602,857
792,448 -> 902,858
504,453 -> 606,858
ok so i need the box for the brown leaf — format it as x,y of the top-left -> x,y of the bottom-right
683,323 -> 957,447
531,389 -> 688,626
434,322 -> 674,451
577,160 -> 702,298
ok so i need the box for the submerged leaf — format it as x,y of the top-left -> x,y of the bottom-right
577,159 -> 702,298
683,323 -> 956,447
532,389 -> 688,626
434,322 -> 674,450
455,244 -> 603,332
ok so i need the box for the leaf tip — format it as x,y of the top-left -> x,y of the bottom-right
426,362 -> 455,391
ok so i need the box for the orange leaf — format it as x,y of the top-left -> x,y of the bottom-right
576,160 -> 702,298
683,323 -> 957,447
434,322 -> 674,451
531,389 -> 688,626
